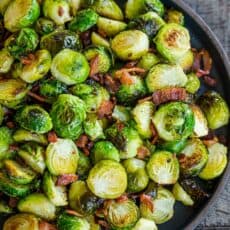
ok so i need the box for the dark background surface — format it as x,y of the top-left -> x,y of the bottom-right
183,0 -> 230,229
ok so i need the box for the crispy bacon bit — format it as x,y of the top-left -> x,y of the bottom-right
97,28 -> 107,38
6,121 -> 15,129
97,220 -> 109,229
152,87 -> 187,106
97,100 -> 114,119
202,136 -> 218,147
21,57 -> 32,65
120,71 -> 134,85
28,91 -> 47,103
48,131 -> 58,143
104,74 -> 120,94
39,221 -> 57,230
150,122 -> 158,145
80,31 -> 91,47
148,47 -> 157,53
203,76 -> 217,87
58,6 -> 64,16
124,61 -> 138,68
115,67 -> 146,78
196,69 -> 209,78
8,197 -> 18,208
116,122 -> 125,132
56,174 -> 78,186
65,209 -> 84,217
76,134 -> 88,148
178,153 -> 202,168
140,194 -> 154,212
82,147 -> 90,156
116,195 -> 128,203
202,49 -> 212,73
137,146 -> 150,159
90,55 -> 100,77
9,144 -> 19,151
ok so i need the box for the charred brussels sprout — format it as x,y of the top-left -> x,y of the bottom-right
45,138 -> 79,175
185,73 -> 200,94
91,32 -> 110,48
138,52 -> 161,70
197,91 -> 230,129
4,0 -> 40,32
50,94 -> 86,139
152,102 -> 195,141
154,23 -> 191,63
111,30 -> 149,61
77,151 -> 92,179
0,48 -> 14,73
0,127 -> 12,157
35,18 -> 56,35
51,49 -> 90,85
15,105 -> 53,134
87,160 -> 127,199
165,9 -> 184,25
133,218 -> 158,230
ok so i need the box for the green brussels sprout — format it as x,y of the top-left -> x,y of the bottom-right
0,200 -> 13,214
0,48 -> 14,73
158,139 -> 187,154
0,0 -> 11,15
132,101 -> 155,139
57,212 -> 90,230
96,16 -> 127,37
129,11 -> 165,39
116,75 -> 147,106
4,0 -> 40,32
51,49 -> 90,85
133,218 -> 158,230
178,50 -> 194,72
18,193 -> 56,220
185,73 -> 200,94
91,32 -> 110,48
146,151 -> 179,184
105,123 -> 143,159
19,49 -> 52,83
125,0 -> 165,19
179,138 -> 208,176
154,23 -> 191,63
3,214 -> 39,230
172,182 -> 194,206
199,143 -> 227,180
111,30 -> 149,60
84,46 -> 112,74
138,52 -> 161,70
69,9 -> 98,32
40,29 -> 82,56
123,158 -> 149,193
50,94 -> 86,139
15,105 -> 53,134
43,0 -> 71,25
197,91 -> 230,129
35,17 -> 56,35
87,160 -> 127,198
77,151 -> 92,179
43,171 -> 68,206
105,199 -> 139,229
152,102 -> 195,141
67,0 -> 82,16
18,143 -> 46,174
165,9 -> 184,25
46,138 -> 79,176
146,64 -> 188,93
112,105 -> 131,122
91,141 -> 120,164
0,127 -> 12,157
5,28 -> 39,59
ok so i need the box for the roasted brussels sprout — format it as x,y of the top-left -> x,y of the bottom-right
112,105 -> 131,122
165,9 -> 184,25
158,139 -> 187,154
15,105 -> 53,134
185,72 -> 200,94
91,141 -> 120,163
152,102 -> 195,141
18,193 -> 56,220
50,94 -> 86,139
105,123 -> 143,159
178,50 -> 194,72
67,0 -> 82,16
51,49 -> 90,85
111,30 -> 149,60
138,52 -> 161,70
105,199 -> 139,229
133,218 -> 158,230
91,32 -> 110,48
0,200 -> 13,214
154,23 -> 191,63
197,91 -> 230,129
77,151 -> 92,179
140,187 -> 175,224
0,0 -> 11,15
57,212 -> 90,230
43,0 -> 71,25
0,48 -> 14,73
199,143 -> 227,180
0,127 -> 12,157
4,0 -> 40,32
146,64 -> 188,93
3,213 -> 39,230
87,160 -> 127,198
40,29 -> 82,56
46,138 -> 79,176
35,17 -> 56,35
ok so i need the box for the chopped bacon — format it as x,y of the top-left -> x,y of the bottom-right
152,87 -> 187,106
8,197 -> 18,208
97,28 -> 107,38
97,100 -> 114,119
178,153 -> 202,169
140,194 -> 154,212
124,61 -> 138,68
104,74 -> 120,94
116,122 -> 125,132
202,136 -> 218,147
97,220 -> 109,229
6,121 -> 15,129
48,131 -> 58,143
28,91 -> 47,103
82,147 -> 90,156
76,134 -> 88,148
196,69 -> 209,78
58,7 -> 64,16
115,67 -> 146,79
66,209 -> 84,217
39,221 -> 57,230
137,146 -> 150,159
56,174 -> 78,186
150,122 -> 158,145
203,76 -> 217,87
116,195 -> 128,203
89,55 -> 100,77
9,144 -> 19,151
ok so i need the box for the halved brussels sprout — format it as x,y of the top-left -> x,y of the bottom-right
18,193 -> 56,220
15,105 -> 53,134
178,50 -> 194,72
154,23 -> 191,63
165,9 -> 184,25
4,0 -> 40,32
91,32 -> 110,48
146,151 -> 179,184
43,171 -> 68,206
197,91 -> 230,129
140,187 -> 175,224
43,0 -> 71,25
50,94 -> 86,139
123,158 -> 149,193
87,160 -> 127,198
185,72 -> 200,94
77,151 -> 92,179
0,0 -> 11,15
158,139 -> 187,154
138,52 -> 161,70
45,138 -> 79,176
105,123 -> 143,159
146,64 -> 188,93
3,214 -> 39,230
152,102 -> 195,141
40,29 -> 82,56
67,0 -> 82,16
0,127 -> 12,157
112,105 -> 131,122
69,9 -> 98,32
91,141 -> 120,164
199,143 -> 227,180
57,212 -> 90,230
0,200 -> 13,214
133,218 -> 158,230
35,17 -> 56,35
111,30 -> 149,60
0,48 -> 14,73
105,199 -> 139,229
132,101 -> 155,139
51,49 -> 90,85
179,138 -> 208,176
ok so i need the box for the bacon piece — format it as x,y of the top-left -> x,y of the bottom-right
58,6 -> 64,16
115,67 -> 145,78
203,76 -> 217,87
120,71 -> 134,85
21,57 -> 32,65
6,121 -> 15,129
202,136 -> 218,147
28,91 -> 47,103
97,100 -> 114,119
97,28 -> 107,38
104,74 -> 119,94
116,195 -> 128,203
150,122 -> 158,145
140,194 -> 154,212
152,87 -> 187,106
97,220 -> 109,229
76,134 -> 88,148
89,55 -> 100,77
124,61 -> 138,68
39,221 -> 57,230
66,209 -> 84,217
137,146 -> 150,159
116,122 -> 125,132
56,174 -> 78,186
202,49 -> 212,73
8,197 -> 18,208
80,31 -> 91,47
48,131 -> 58,143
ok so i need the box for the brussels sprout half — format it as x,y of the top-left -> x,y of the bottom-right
112,105 -> 131,122
35,18 -> 56,35
165,9 -> 185,25
138,52 -> 161,70
133,218 -> 158,230
91,32 -> 110,48
0,0 -> 11,15
0,127 -> 13,157
0,48 -> 14,73
0,200 -> 13,214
